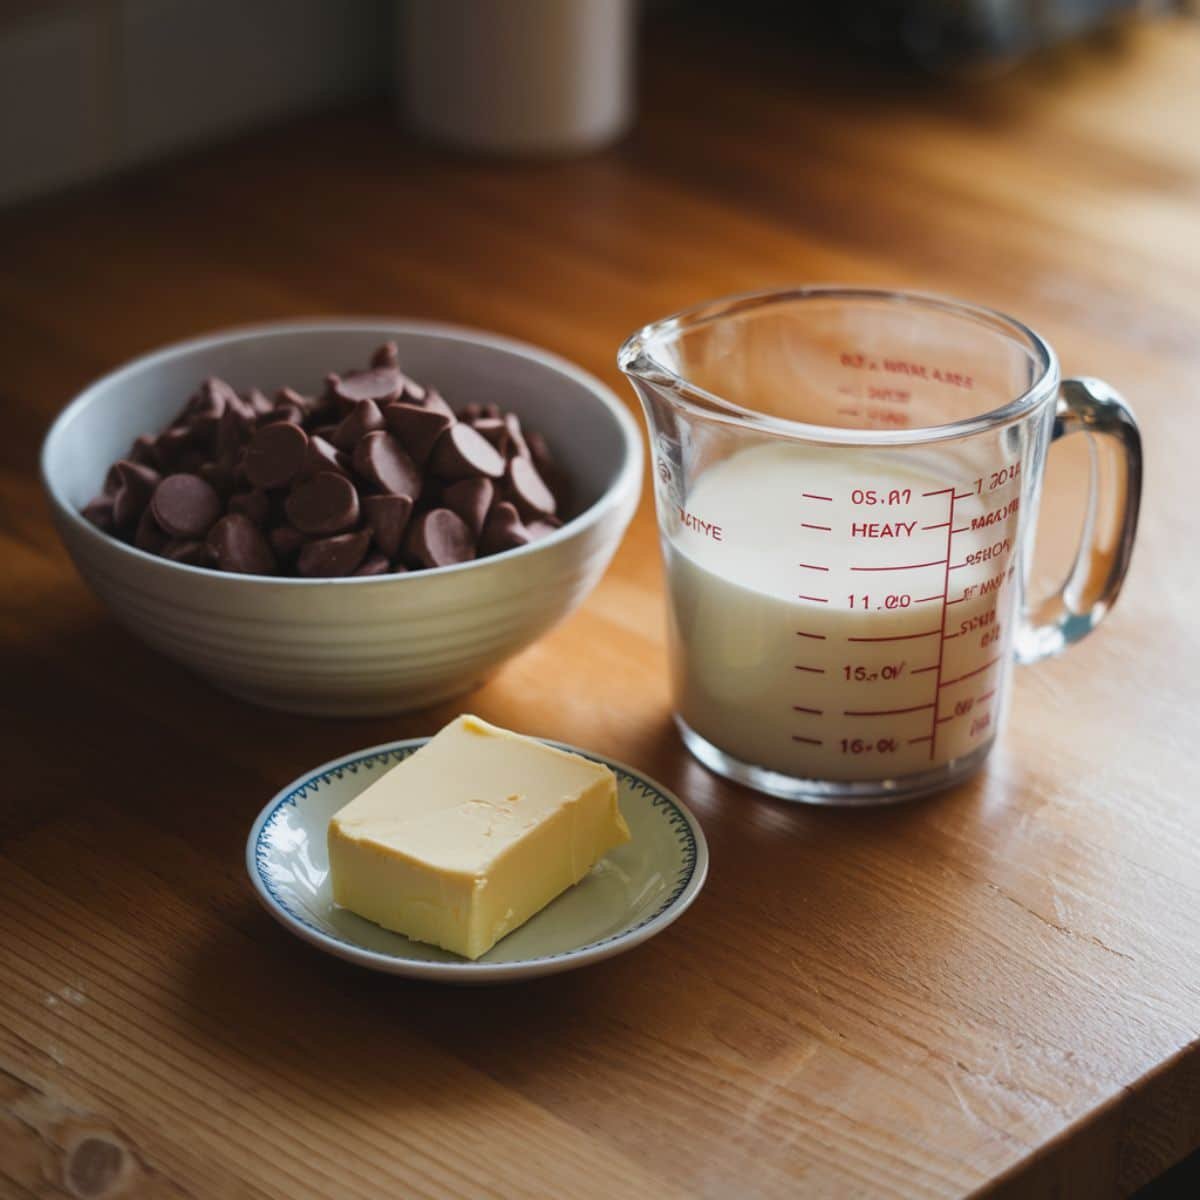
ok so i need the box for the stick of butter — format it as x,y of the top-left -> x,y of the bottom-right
327,715 -> 631,959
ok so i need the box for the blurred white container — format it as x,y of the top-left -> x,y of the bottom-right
397,0 -> 636,155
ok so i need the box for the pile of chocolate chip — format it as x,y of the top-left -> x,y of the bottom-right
81,343 -> 569,577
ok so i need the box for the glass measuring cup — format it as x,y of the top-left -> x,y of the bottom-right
618,288 -> 1142,804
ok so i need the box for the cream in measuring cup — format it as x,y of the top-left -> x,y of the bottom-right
621,288 -> 1142,803
667,443 -> 1020,782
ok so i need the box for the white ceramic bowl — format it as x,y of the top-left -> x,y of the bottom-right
41,320 -> 642,715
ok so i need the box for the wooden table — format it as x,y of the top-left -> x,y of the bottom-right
3,14 -> 1199,1199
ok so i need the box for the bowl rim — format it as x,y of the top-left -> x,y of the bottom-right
40,317 -> 643,586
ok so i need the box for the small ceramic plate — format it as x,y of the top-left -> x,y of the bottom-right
246,738 -> 708,983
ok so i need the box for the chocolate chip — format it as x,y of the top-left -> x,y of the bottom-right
527,431 -> 570,513
333,367 -> 403,406
526,518 -> 561,540
247,387 -> 275,418
305,434 -> 352,479
206,513 -> 276,575
261,400 -> 305,426
504,413 -> 531,460
155,425 -> 197,468
507,455 -> 557,520
199,459 -> 237,498
362,494 -> 414,558
332,398 -> 385,451
404,508 -> 475,569
442,477 -> 493,537
82,495 -> 115,531
478,501 -> 533,557
429,423 -> 506,481
353,552 -> 392,577
268,523 -> 306,564
285,470 -> 360,535
162,538 -> 211,566
227,488 -> 272,525
130,434 -> 160,467
135,506 -> 168,553
383,402 -> 453,466
352,431 -> 422,498
244,420 -> 309,489
215,405 -> 250,463
472,417 -> 510,457
151,473 -> 222,539
109,460 -> 161,528
423,390 -> 454,418
371,341 -> 399,369
297,529 -> 371,578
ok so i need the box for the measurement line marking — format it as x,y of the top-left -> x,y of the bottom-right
952,526 -> 970,534
977,689 -> 996,703
922,487 -> 954,497
936,714 -> 957,724
847,630 -> 940,642
929,490 -> 956,761
792,736 -> 823,746
945,596 -> 967,605
953,492 -> 975,500
908,735 -> 932,745
910,664 -> 938,674
801,523 -> 832,532
836,407 -> 861,416
792,706 -> 824,715
944,631 -> 961,639
844,703 -> 935,717
850,559 -> 947,572
795,631 -> 827,640
798,562 -> 829,572
794,665 -> 826,674
938,657 -> 1001,689
915,593 -> 946,603
797,594 -> 829,603
802,493 -> 833,502
922,522 -> 950,531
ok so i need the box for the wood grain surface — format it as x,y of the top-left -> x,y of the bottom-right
3,13 -> 1200,1199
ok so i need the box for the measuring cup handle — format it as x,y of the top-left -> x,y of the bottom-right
1015,377 -> 1143,664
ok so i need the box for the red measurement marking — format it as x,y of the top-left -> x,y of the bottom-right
943,631 -> 961,639
801,523 -> 832,532
843,703 -> 935,717
797,594 -> 829,603
795,631 -> 827,640
914,593 -> 945,603
939,656 -> 1001,689
948,561 -> 971,571
953,492 -> 975,500
850,559 -> 947,572
798,562 -> 829,572
792,736 -> 823,746
952,526 -> 970,534
836,407 -> 861,416
794,665 -> 826,674
977,689 -> 996,704
929,491 -> 957,761
910,664 -> 938,674
908,735 -> 932,745
847,630 -> 940,642
945,596 -> 967,605
922,522 -> 950,531
802,493 -> 833,502
935,713 -> 956,724
792,705 -> 824,715
922,487 -> 954,497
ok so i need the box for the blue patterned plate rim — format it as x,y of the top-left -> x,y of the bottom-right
245,736 -> 708,982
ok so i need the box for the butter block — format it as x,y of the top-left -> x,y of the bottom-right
327,715 -> 631,959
